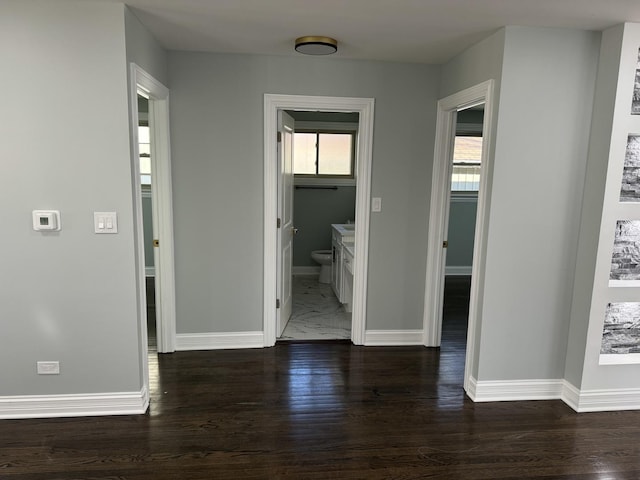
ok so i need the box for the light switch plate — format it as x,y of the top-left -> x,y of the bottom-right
94,212 -> 118,234
372,197 -> 382,212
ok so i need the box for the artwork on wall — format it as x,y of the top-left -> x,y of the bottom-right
610,220 -> 640,280
601,302 -> 640,354
632,48 -> 640,114
620,136 -> 640,202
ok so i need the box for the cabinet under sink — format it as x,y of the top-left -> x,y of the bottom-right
331,224 -> 355,311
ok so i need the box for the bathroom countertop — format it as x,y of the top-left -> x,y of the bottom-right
332,224 -> 356,237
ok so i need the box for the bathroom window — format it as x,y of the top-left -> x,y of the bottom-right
293,131 -> 355,178
451,136 -> 482,191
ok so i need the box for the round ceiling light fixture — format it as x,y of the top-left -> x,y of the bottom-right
295,36 -> 338,55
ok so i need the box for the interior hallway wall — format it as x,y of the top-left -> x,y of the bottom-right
0,0 -> 142,397
167,52 -> 440,334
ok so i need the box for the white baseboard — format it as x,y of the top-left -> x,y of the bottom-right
470,377 -> 564,402
0,387 -> 148,419
364,330 -> 423,346
468,377 -> 640,412
445,266 -> 472,276
562,381 -> 640,412
292,266 -> 320,275
176,331 -> 264,351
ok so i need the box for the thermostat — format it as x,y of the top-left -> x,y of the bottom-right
33,210 -> 61,231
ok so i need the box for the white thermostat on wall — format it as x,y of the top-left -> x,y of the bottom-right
32,210 -> 61,231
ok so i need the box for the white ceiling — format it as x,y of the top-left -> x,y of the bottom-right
92,0 -> 640,64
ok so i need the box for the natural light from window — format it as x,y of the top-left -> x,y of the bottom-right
451,136 -> 482,191
293,132 -> 354,177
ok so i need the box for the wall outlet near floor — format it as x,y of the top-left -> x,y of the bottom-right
37,361 -> 60,375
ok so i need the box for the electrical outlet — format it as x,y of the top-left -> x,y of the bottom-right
37,361 -> 60,375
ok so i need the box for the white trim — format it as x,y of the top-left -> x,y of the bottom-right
445,266 -> 472,276
471,378 -> 565,402
145,266 -> 156,277
264,94 -> 375,347
423,80 -> 495,398
561,381 -> 581,411
292,266 -> 321,275
561,381 -> 640,412
176,331 -> 265,351
599,353 -> 640,365
468,378 -> 640,412
0,388 -> 148,419
364,330 -> 424,346
130,64 -> 177,355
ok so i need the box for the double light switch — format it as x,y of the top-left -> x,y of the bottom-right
94,212 -> 118,234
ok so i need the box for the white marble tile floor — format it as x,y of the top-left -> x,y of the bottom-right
279,275 -> 351,341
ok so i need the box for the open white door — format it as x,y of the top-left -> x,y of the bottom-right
276,111 -> 295,337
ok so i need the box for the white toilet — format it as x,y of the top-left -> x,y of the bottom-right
311,250 -> 332,284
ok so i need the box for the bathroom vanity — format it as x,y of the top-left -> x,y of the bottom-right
331,224 -> 355,311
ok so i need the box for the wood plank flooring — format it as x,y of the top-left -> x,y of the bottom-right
3,277 -> 640,479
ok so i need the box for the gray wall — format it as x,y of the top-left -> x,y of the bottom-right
167,52 -> 440,333
293,186 -> 356,267
477,27 -> 599,381
0,1 -> 142,396
446,196 -> 477,268
440,29 -> 506,379
564,26 -> 623,389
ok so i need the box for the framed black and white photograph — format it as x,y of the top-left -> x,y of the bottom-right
601,302 -> 640,354
620,136 -> 640,201
632,48 -> 640,114
610,220 -> 640,280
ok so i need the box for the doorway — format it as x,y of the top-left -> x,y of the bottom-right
129,64 -> 177,403
263,94 -> 375,347
423,80 -> 495,395
278,110 -> 360,341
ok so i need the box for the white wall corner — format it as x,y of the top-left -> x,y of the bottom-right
0,387 -> 149,419
562,383 -> 640,412
364,330 -> 424,346
472,379 -> 565,402
176,331 -> 265,351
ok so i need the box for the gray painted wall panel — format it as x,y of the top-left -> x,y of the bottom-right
0,1 -> 141,396
167,52 -> 439,333
478,27 -> 599,381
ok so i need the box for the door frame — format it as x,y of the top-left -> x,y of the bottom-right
422,80 -> 494,393
263,94 -> 375,346
129,63 -> 177,365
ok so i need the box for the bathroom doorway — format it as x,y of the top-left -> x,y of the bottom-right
263,94 -> 375,347
279,110 -> 360,341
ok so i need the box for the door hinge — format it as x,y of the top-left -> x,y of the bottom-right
277,218 -> 281,228
277,131 -> 282,143
276,299 -> 280,309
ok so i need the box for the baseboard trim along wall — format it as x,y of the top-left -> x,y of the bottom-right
364,330 -> 423,346
468,377 -> 640,412
176,331 -> 265,351
445,266 -> 472,276
0,388 -> 148,419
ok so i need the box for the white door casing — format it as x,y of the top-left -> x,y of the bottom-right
129,63 -> 177,395
263,94 -> 375,347
277,111 -> 295,336
423,80 -> 495,395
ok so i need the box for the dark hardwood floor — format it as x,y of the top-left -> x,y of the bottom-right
4,277 -> 640,479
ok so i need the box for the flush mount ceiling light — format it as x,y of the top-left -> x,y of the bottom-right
295,36 -> 338,55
